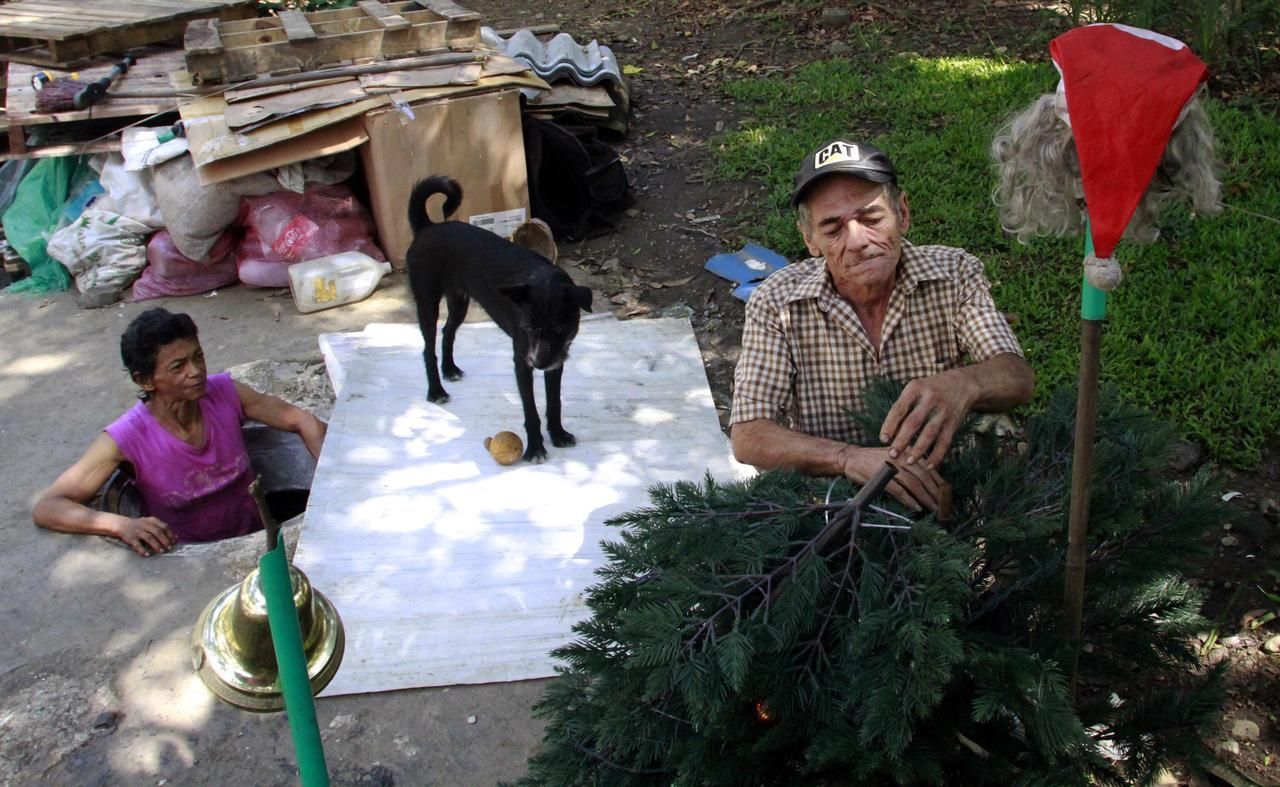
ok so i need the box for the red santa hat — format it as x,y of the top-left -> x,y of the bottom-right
1050,24 -> 1207,260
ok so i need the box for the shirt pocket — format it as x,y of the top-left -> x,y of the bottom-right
892,331 -> 949,383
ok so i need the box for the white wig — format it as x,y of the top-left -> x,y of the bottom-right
991,90 -> 1221,247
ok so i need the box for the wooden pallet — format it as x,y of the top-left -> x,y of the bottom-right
184,0 -> 481,85
0,0 -> 257,68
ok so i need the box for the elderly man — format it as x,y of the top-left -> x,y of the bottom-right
730,139 -> 1034,512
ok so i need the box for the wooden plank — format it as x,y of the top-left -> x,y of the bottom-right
277,10 -> 317,42
183,2 -> 479,85
218,9 -> 452,47
420,0 -> 481,23
184,18 -> 223,56
213,2 -> 428,36
0,136 -> 122,161
0,0 -> 254,32
0,0 -> 256,66
0,16 -> 92,33
188,20 -> 455,84
299,318 -> 751,695
7,125 -> 27,155
224,76 -> 350,104
358,0 -> 410,30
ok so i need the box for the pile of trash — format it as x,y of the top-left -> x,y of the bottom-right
0,140 -> 383,308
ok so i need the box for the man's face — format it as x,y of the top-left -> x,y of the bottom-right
800,175 -> 910,298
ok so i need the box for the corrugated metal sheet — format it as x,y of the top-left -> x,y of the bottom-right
481,27 -> 622,88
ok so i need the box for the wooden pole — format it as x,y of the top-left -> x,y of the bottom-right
1064,318 -> 1102,695
1064,222 -> 1106,698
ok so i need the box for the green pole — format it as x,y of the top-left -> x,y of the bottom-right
257,487 -> 331,786
1080,227 -> 1108,320
1064,221 -> 1105,698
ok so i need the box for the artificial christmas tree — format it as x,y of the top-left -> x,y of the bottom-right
514,383 -> 1227,786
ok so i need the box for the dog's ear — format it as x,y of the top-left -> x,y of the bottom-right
498,284 -> 531,304
565,285 -> 593,313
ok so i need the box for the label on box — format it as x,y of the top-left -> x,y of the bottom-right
469,208 -> 528,239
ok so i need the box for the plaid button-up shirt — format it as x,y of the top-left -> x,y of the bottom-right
730,242 -> 1024,443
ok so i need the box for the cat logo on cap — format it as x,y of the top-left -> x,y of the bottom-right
814,141 -> 860,169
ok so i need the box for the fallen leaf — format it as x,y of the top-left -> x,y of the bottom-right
623,64 -> 644,75
616,303 -> 651,320
1222,491 -> 1243,502
656,274 -> 696,288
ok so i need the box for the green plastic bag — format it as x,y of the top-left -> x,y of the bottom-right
2,156 -> 94,295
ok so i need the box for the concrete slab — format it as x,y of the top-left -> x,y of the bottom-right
0,280 -> 548,786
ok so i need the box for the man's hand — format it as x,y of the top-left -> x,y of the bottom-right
116,516 -> 176,557
836,445 -> 945,513
879,374 -> 975,471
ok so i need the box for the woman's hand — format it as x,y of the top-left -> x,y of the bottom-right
115,516 -> 176,557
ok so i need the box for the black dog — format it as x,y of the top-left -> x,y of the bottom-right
406,175 -> 593,462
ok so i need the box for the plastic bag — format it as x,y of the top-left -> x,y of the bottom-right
236,184 -> 384,288
130,229 -> 239,301
273,151 -> 357,193
0,159 -> 36,217
1,155 -> 95,294
46,208 -> 151,295
152,154 -> 278,261
92,153 -> 163,229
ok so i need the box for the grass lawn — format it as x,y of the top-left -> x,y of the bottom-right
713,55 -> 1280,466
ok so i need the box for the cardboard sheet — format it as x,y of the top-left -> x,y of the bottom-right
224,80 -> 368,130
189,117 -> 369,185
358,63 -> 482,91
296,317 -> 752,695
179,71 -> 547,178
360,88 -> 531,268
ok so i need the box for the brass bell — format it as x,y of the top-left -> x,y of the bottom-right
192,562 -> 344,712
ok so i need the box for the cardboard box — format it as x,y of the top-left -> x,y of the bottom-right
360,88 -> 529,269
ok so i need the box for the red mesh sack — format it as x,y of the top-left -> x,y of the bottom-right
130,230 -> 239,301
236,184 -> 385,288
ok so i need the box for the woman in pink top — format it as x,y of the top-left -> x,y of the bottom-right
33,308 -> 327,556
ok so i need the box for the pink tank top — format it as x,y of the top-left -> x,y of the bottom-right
105,373 -> 261,543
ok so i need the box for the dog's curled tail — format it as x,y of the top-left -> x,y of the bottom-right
408,175 -> 463,235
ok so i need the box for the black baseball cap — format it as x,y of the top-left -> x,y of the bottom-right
791,139 -> 898,207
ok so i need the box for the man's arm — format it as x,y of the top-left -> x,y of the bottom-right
731,419 -> 945,512
33,432 -> 177,556
235,381 -> 328,459
879,351 -> 1034,470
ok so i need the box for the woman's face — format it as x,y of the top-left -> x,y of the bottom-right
140,337 -> 207,403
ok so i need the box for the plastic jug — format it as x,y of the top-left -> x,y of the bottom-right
288,251 -> 392,313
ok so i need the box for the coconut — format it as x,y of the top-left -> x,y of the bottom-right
484,431 -> 524,465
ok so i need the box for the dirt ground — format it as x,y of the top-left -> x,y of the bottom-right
1,1 -> 1277,784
